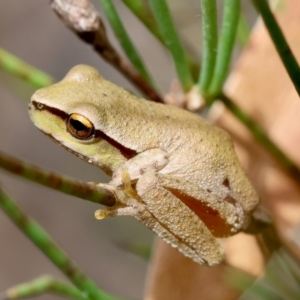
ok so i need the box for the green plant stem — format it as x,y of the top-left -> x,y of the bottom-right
99,0 -> 154,87
0,188 -> 118,300
208,0 -> 240,98
219,93 -> 300,182
241,249 -> 300,299
198,0 -> 218,94
0,151 -> 115,207
121,0 -> 199,79
252,0 -> 300,97
5,275 -> 85,300
236,12 -> 250,47
121,0 -> 163,44
148,0 -> 194,92
0,48 -> 53,89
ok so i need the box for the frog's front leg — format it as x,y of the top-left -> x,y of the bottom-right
95,148 -> 168,218
110,148 -> 169,186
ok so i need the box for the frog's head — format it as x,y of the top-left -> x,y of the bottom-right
29,65 -> 135,174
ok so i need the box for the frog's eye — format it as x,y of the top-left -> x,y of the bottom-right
67,113 -> 94,140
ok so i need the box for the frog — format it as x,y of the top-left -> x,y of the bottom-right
28,65 -> 264,266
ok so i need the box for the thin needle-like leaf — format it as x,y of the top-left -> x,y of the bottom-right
198,0 -> 218,95
241,250 -> 300,299
208,0 -> 241,98
121,0 -> 199,78
4,276 -> 85,300
219,93 -> 300,183
99,0 -> 155,87
236,12 -> 251,47
252,0 -> 300,97
121,0 -> 163,44
0,188 -> 119,300
0,48 -> 53,88
149,0 -> 194,92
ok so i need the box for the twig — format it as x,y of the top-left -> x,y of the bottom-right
0,150 -> 115,207
50,0 -> 163,103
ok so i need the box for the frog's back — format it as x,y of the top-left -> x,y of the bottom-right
92,75 -> 217,152
88,66 -> 260,214
140,101 -> 259,214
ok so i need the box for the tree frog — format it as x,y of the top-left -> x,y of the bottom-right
29,65 -> 263,266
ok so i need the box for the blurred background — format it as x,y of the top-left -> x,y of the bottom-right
0,1 -> 256,299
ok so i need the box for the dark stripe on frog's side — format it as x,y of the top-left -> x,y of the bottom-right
31,101 -> 137,159
32,100 -> 68,120
93,130 -> 137,159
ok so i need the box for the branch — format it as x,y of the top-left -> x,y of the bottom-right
50,0 -> 163,103
0,150 -> 115,207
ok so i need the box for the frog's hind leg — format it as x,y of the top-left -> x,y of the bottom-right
135,172 -> 225,266
155,173 -> 247,237
93,181 -> 210,264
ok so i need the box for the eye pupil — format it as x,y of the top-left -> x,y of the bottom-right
67,113 -> 94,140
70,119 -> 88,131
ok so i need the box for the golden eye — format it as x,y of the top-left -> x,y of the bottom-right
67,113 -> 94,140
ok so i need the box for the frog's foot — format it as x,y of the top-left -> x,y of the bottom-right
95,205 -> 139,219
120,170 -> 141,200
93,175 -> 145,221
94,196 -> 147,220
